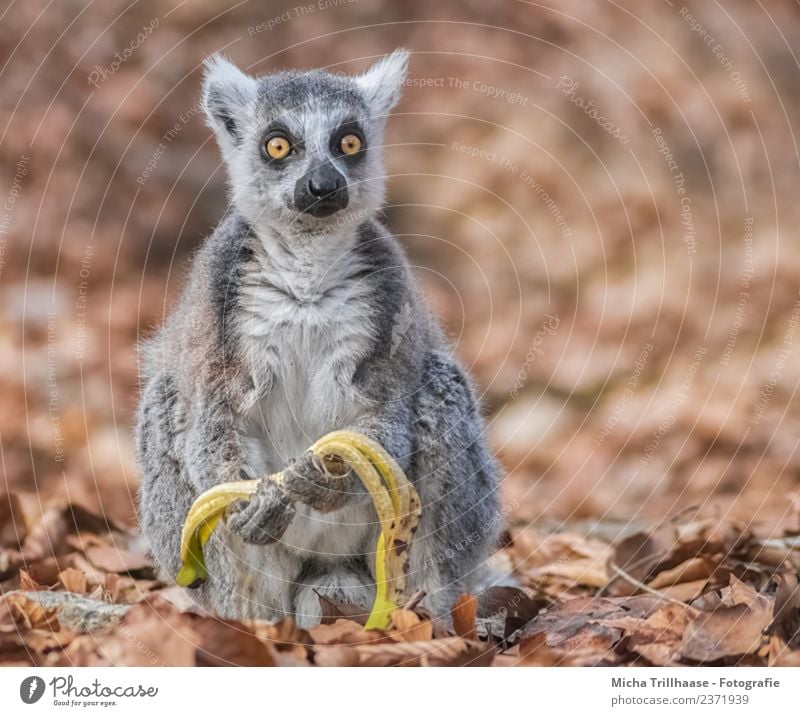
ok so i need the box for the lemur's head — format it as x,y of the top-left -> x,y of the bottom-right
202,50 -> 409,238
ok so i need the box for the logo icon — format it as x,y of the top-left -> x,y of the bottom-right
20,676 -> 45,704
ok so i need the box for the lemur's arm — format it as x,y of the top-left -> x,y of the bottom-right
281,398 -> 415,513
182,376 -> 297,545
183,386 -> 242,491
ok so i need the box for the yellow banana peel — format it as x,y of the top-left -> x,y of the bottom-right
176,430 -> 421,630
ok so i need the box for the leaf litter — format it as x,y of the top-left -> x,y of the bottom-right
2,491 -> 799,666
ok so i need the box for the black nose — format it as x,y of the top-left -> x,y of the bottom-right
308,172 -> 344,197
294,164 -> 349,217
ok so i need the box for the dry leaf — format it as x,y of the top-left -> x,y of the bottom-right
451,594 -> 478,640
193,619 -> 277,666
85,545 -> 152,574
58,567 -> 87,594
391,609 -> 433,642
0,493 -> 28,548
682,601 -> 772,662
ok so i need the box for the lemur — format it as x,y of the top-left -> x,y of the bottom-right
135,50 -> 502,627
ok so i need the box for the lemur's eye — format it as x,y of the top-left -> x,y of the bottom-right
340,134 -> 362,156
265,135 -> 291,159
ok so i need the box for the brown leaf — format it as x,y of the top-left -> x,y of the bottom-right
0,548 -> 23,581
58,567 -> 87,594
316,592 -> 369,625
451,594 -> 478,640
0,593 -> 60,632
768,635 -> 800,665
192,618 -> 277,666
307,618 -> 392,646
313,644 -> 362,666
520,596 -> 626,656
342,637 -> 493,666
21,508 -> 67,561
19,569 -> 45,591
607,603 -> 694,665
83,595 -> 197,666
25,557 -> 62,588
519,631 -> 577,665
607,530 -> 670,596
681,600 -> 772,662
85,544 -> 152,574
476,586 -> 544,638
391,609 -> 433,642
62,503 -> 127,535
655,579 -> 710,603
0,493 -> 28,548
648,557 -> 718,589
768,573 -> 800,647
530,555 -> 610,588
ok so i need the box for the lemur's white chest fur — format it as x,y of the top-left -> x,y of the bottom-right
234,228 -> 377,557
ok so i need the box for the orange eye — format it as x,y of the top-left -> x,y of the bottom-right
340,134 -> 362,155
266,135 -> 291,159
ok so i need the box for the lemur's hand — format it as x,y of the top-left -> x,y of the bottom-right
282,450 -> 357,513
227,477 -> 295,545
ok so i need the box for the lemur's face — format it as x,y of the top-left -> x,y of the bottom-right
202,51 -> 409,237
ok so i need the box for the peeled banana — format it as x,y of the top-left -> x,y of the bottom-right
176,430 -> 421,629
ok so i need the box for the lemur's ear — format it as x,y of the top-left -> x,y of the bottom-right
202,54 -> 258,144
355,49 -> 409,117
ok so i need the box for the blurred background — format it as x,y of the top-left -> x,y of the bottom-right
2,0 -> 800,540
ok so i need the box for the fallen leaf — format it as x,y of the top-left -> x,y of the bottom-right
768,573 -> 800,647
58,567 -> 87,594
681,600 -> 772,662
84,544 -> 153,574
451,594 -> 478,640
308,619 -> 392,646
648,557 -> 719,589
316,592 -> 369,625
192,618 -> 277,666
0,493 -> 28,548
19,570 -> 44,591
0,593 -> 60,632
391,609 -> 433,642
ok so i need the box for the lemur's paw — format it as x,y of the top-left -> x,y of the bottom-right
282,450 -> 355,512
227,478 -> 295,545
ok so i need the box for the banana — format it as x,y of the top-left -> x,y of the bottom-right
176,481 -> 260,587
175,431 -> 421,629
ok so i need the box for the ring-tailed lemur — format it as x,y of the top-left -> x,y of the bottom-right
135,50 -> 502,626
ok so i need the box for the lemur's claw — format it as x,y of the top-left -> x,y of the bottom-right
282,450 -> 355,512
227,478 -> 295,545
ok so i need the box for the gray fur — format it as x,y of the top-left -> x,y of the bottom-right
135,50 -> 502,627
